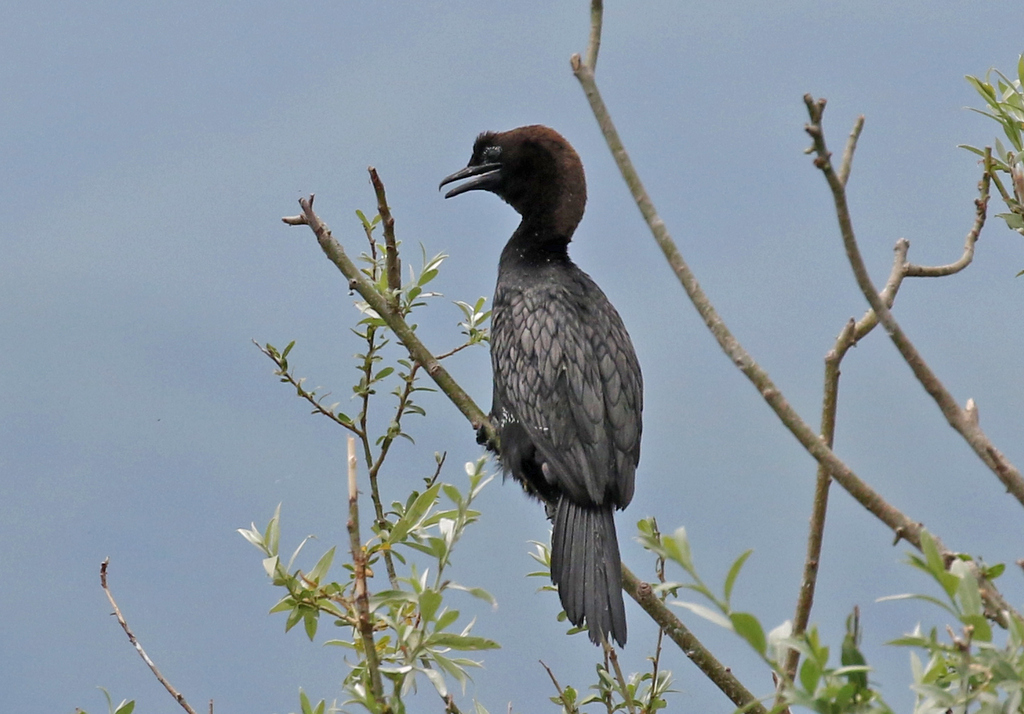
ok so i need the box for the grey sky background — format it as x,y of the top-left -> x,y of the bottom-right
2,2 -> 1023,712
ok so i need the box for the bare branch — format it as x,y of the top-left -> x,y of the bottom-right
780,323 -> 848,691
100,559 -> 199,714
904,151 -> 991,277
585,0 -> 603,71
369,167 -> 401,296
837,115 -> 865,187
803,96 -> 1024,509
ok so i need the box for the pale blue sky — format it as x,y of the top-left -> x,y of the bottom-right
2,2 -> 1023,712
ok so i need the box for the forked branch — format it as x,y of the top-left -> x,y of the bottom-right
803,95 -> 1024,509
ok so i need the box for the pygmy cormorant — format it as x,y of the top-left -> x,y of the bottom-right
440,125 -> 643,647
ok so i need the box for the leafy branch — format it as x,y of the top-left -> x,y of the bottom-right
962,56 -> 1024,255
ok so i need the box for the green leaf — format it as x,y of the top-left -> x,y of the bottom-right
303,610 -> 318,641
265,504 -> 281,556
237,524 -> 264,549
448,583 -> 497,606
723,549 -> 753,603
427,632 -> 501,650
998,212 -> 1024,230
442,484 -> 463,506
966,74 -> 997,102
918,530 -> 959,598
435,608 -> 460,632
670,600 -> 732,629
285,605 -> 303,632
662,526 -> 693,571
113,701 -> 136,714
368,589 -> 418,610
262,555 -> 280,579
388,482 -> 442,543
799,657 -> 821,694
422,666 -> 448,697
730,612 -> 766,656
419,588 -> 443,623
962,613 -> 992,643
269,595 -> 294,614
984,562 -> 1006,579
958,143 -> 987,158
840,640 -> 868,689
888,634 -> 932,647
876,592 -> 958,617
308,546 -> 335,584
954,567 -> 982,617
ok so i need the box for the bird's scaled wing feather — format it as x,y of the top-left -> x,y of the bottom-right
492,280 -> 641,507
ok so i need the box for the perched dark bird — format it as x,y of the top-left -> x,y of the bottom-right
440,125 -> 643,646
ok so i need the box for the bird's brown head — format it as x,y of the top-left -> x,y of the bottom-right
440,125 -> 587,239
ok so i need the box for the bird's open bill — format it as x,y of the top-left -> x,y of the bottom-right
438,163 -> 502,198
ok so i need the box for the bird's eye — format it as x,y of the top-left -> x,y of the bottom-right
482,146 -> 502,163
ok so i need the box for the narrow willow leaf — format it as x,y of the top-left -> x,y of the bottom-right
730,612 -> 766,655
723,549 -> 753,603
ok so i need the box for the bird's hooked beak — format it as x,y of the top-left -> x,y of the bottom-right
439,162 -> 502,198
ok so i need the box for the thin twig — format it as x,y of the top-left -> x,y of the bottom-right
99,559 -> 199,714
354,321 -> 401,586
368,362 -> 421,487
347,436 -> 388,711
540,661 -> 578,714
903,156 -> 990,277
369,167 -> 401,298
803,96 -> 1024,509
254,340 -> 360,432
837,115 -> 865,187
648,524 -> 668,714
367,361 -> 420,587
778,318 -> 853,701
585,0 -> 603,71
604,643 -> 637,714
425,451 -> 447,488
433,341 -> 476,361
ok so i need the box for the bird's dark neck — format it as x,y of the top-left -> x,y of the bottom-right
499,220 -> 573,272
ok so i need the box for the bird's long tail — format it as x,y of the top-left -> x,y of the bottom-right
550,497 -> 626,647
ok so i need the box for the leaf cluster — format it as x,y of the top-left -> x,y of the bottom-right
239,458 -> 498,713
883,531 -> 1024,714
963,56 -> 1024,258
